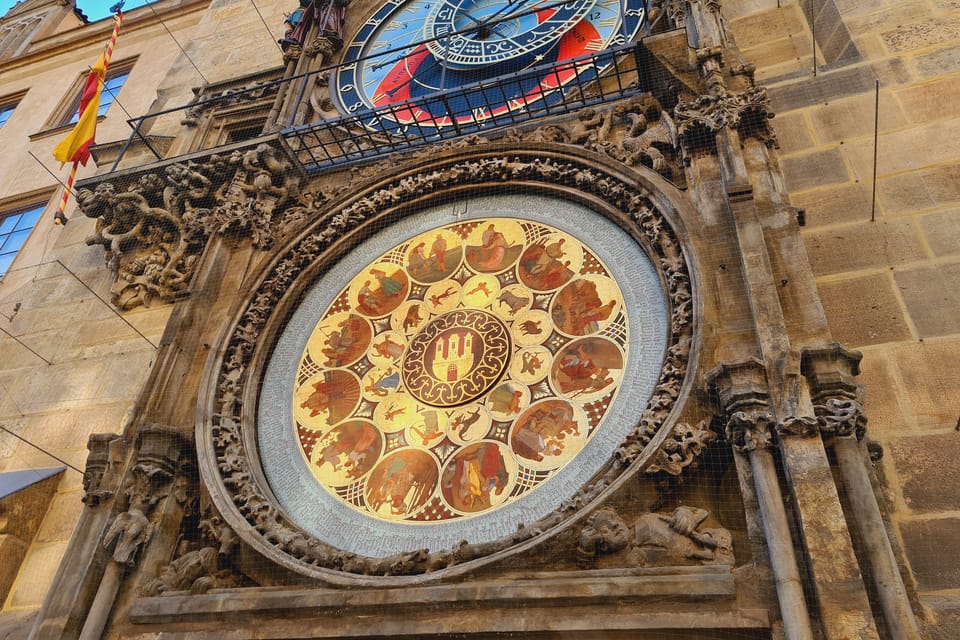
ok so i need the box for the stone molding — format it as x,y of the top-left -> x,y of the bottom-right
198,146 -> 701,581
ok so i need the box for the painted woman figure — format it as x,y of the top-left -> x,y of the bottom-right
477,224 -> 509,270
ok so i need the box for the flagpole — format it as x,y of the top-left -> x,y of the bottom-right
54,162 -> 79,225
52,2 -> 124,225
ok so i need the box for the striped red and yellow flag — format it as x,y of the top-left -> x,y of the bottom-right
52,51 -> 108,166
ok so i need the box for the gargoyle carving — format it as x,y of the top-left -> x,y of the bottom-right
577,506 -> 733,567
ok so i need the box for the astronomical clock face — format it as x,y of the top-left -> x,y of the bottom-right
335,0 -> 647,133
259,194 -> 668,556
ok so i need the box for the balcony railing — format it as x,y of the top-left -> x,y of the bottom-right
282,43 -> 647,173
110,39 -> 649,174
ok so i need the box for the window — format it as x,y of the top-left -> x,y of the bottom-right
0,92 -> 26,129
49,58 -> 136,129
0,101 -> 16,128
0,203 -> 44,279
65,68 -> 130,125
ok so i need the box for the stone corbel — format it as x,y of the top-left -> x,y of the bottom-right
78,141 -> 306,311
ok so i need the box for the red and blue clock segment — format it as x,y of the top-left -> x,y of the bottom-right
335,0 -> 647,134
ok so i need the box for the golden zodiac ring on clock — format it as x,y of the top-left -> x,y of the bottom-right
402,309 -> 511,407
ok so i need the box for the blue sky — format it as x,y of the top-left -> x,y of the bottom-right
0,0 -> 155,23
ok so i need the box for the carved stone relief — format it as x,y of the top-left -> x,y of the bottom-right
576,506 -> 733,567
141,503 -> 243,596
674,87 -> 777,151
104,425 -> 190,568
78,143 -> 303,310
201,149 -> 701,579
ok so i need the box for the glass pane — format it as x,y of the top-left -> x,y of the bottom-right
0,253 -> 15,278
1,228 -> 32,253
0,213 -> 18,234
97,71 -> 128,117
14,207 -> 44,230
0,104 -> 14,128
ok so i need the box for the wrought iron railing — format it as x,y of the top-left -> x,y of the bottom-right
282,43 -> 647,173
110,39 -> 648,174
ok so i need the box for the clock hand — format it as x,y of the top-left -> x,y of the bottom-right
371,48 -> 419,71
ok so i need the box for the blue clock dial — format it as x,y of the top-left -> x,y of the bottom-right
423,0 -> 599,69
335,0 -> 646,133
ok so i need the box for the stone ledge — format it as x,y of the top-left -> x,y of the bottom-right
129,567 -> 751,629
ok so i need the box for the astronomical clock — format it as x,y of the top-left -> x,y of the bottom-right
44,0 -> 906,639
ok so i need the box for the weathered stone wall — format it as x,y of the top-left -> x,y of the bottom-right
725,1 -> 960,636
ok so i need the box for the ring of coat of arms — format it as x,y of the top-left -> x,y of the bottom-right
402,309 -> 511,407
291,216 -> 630,522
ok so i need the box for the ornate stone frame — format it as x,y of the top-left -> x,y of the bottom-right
196,144 -> 702,585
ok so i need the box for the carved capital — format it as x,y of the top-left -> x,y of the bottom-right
674,86 -> 777,151
725,410 -> 775,453
82,433 -> 122,506
801,344 -> 867,440
706,359 -> 776,452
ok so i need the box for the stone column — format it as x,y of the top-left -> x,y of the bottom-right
707,359 -> 814,640
802,344 -> 921,640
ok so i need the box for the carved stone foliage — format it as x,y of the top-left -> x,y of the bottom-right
646,419 -> 718,476
204,149 -> 697,578
576,506 -> 733,568
801,344 -> 867,440
78,143 -> 304,310
103,425 -> 191,568
706,359 -> 777,453
674,87 -> 777,150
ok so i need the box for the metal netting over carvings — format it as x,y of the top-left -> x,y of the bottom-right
282,43 -> 647,173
